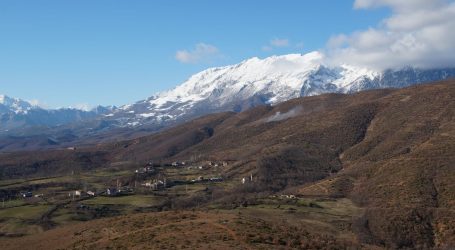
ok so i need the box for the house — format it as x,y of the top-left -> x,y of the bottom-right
171,161 -> 186,167
106,188 -> 118,196
147,180 -> 165,190
21,192 -> 33,198
191,176 -> 220,183
142,179 -> 166,190
68,190 -> 82,198
135,166 -> 156,174
142,182 -> 152,187
118,187 -> 134,194
241,174 -> 254,184
280,194 -> 296,199
209,177 -> 223,182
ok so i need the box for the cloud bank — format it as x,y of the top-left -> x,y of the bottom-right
262,38 -> 291,51
72,103 -> 93,111
265,106 -> 302,123
327,0 -> 455,70
270,38 -> 290,47
175,43 -> 221,64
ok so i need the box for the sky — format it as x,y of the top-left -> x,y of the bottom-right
0,0 -> 453,109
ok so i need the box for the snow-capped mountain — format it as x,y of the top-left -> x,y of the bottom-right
0,95 -> 113,133
0,94 -> 35,114
109,51 -> 455,127
2,51 -> 455,146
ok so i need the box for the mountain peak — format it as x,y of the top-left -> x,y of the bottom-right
145,52 -> 330,109
112,53 -> 455,129
0,94 -> 35,114
3,53 -> 455,135
0,94 -> 11,104
113,52 -> 379,127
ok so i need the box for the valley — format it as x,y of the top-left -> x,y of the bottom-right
0,80 -> 454,249
2,0 -> 455,248
0,159 -> 364,249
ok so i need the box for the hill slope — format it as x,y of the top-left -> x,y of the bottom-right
0,80 -> 454,248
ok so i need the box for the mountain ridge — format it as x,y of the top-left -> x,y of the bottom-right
0,94 -> 113,133
110,51 -> 455,129
1,52 -> 455,151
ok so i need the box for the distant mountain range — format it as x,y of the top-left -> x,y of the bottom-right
0,94 -> 113,133
1,51 -> 455,150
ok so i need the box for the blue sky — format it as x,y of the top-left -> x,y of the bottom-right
0,0 -> 389,108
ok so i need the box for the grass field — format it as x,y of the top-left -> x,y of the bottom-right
50,208 -> 77,226
0,204 -> 52,236
81,195 -> 163,207
0,179 -> 25,187
0,164 -> 362,246
0,199 -> 27,209
0,205 -> 51,220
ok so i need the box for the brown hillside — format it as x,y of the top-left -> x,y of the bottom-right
0,80 -> 454,248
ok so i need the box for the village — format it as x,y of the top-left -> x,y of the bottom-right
0,157 -> 259,236
0,154 -> 356,247
5,158 -> 263,203
5,158 -> 258,202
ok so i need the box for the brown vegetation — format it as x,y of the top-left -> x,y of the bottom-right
1,80 -> 455,248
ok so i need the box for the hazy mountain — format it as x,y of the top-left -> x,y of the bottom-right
0,95 -> 113,134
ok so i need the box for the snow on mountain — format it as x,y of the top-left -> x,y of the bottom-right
150,52 -> 327,107
2,51 -> 455,136
0,94 -> 36,114
115,51 -> 455,127
111,51 -> 455,128
138,52 -> 379,111
0,95 -> 113,132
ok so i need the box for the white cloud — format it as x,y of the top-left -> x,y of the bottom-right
28,99 -> 40,106
72,103 -> 93,111
353,0 -> 444,11
175,43 -> 221,64
295,42 -> 305,49
326,0 -> 455,70
27,99 -> 47,108
261,45 -> 273,51
270,38 -> 289,47
263,38 -> 299,51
